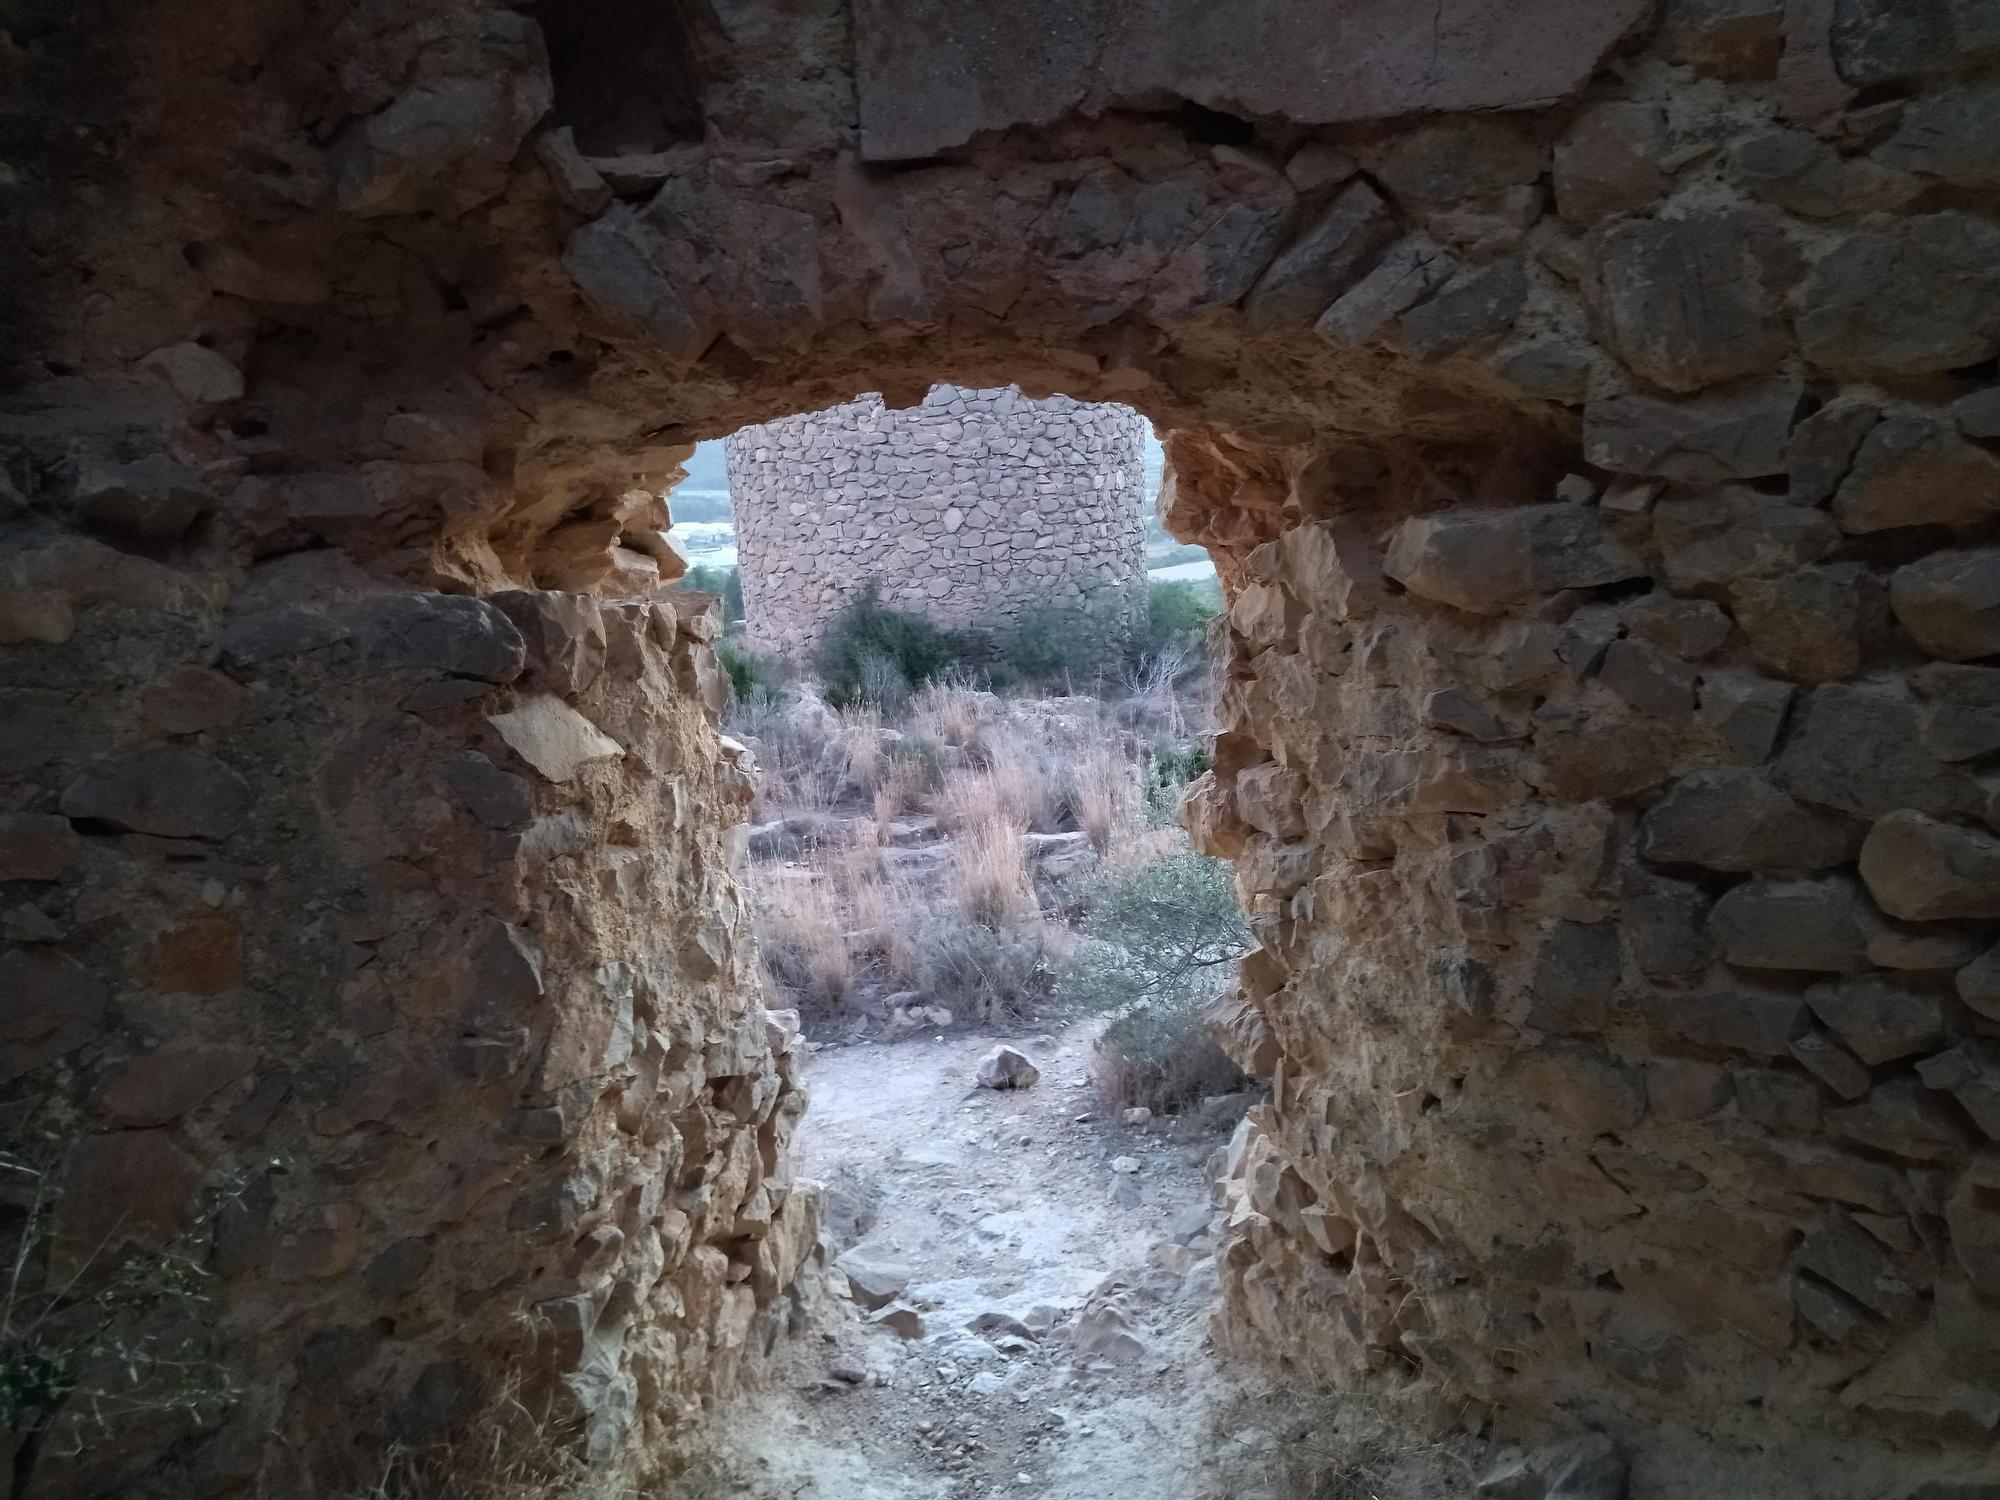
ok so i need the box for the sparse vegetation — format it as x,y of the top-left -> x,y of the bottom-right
777,577 -> 1219,709
1133,577 -> 1221,665
718,637 -> 781,707
1142,738 -> 1214,822
731,570 -> 1233,1059
253,1368 -> 616,1500
815,584 -> 971,710
906,912 -> 1059,1026
2,1144 -> 245,1490
1061,846 -> 1251,1112
998,592 -> 1129,685
737,699 -> 1233,1055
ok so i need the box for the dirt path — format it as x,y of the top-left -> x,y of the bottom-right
687,1020 -> 1269,1499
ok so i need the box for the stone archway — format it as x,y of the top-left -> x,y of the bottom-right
6,1 -> 2000,1494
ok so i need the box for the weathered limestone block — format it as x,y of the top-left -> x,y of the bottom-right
1554,101 -> 1672,228
487,696 -> 625,783
851,0 -> 1652,159
1892,550 -> 2000,661
1913,665 -> 2000,762
1242,181 -> 1396,332
1592,212 -> 1787,392
1805,977 -> 1946,1065
1772,685 -> 1979,819
564,207 -> 713,366
1314,237 -> 1457,348
1707,877 -> 1882,971
1584,379 -> 1803,482
1639,770 -> 1859,873
1660,0 -> 1786,77
1833,412 -> 2000,533
1652,489 -> 1840,593
1728,565 -> 1877,682
1394,261 -> 1527,361
1797,213 -> 2000,379
1383,504 -> 1642,616
1860,812 -> 2000,922
60,747 -> 254,840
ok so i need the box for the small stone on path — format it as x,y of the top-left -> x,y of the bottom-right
869,1303 -> 924,1339
975,1045 -> 1041,1090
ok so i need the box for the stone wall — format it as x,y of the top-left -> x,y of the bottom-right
725,386 -> 1148,656
2,555 -> 814,1492
1193,479 -> 2000,1449
6,0 -> 2000,1493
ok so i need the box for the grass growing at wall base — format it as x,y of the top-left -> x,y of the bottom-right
814,583 -> 976,709
2,1144 -> 246,1490
803,577 -> 1222,707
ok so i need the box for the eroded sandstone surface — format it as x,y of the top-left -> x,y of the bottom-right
5,0 -> 2000,1494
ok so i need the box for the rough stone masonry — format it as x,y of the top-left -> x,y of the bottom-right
5,0 -> 2000,1494
726,385 -> 1148,656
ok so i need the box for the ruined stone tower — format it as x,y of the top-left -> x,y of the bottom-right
724,386 -> 1149,655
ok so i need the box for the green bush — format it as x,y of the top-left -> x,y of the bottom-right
1060,844 -> 1250,1111
718,638 -> 781,707
669,490 -> 733,523
1142,738 -> 1214,822
1095,996 -> 1246,1113
999,597 -> 1109,682
985,579 -> 1219,688
816,584 -> 969,709
676,563 -> 743,624
1132,577 -> 1221,662
1146,540 -> 1211,570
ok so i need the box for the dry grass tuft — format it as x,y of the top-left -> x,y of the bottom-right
1069,742 -> 1139,855
938,737 -> 1059,834
756,875 -> 854,1016
910,678 -> 985,748
873,750 -> 934,829
835,704 -> 883,794
253,1373 -> 622,1500
951,806 -> 1039,927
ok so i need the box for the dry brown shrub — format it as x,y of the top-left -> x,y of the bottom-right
873,751 -> 933,829
938,738 -> 1058,833
1069,741 -> 1139,854
910,678 -> 984,747
951,809 -> 1039,927
755,874 -> 854,1016
835,704 -> 883,794
254,1371 -> 622,1500
1092,1006 -> 1244,1114
901,908 -> 1058,1024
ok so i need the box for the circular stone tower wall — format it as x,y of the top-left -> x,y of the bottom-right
725,385 -> 1149,656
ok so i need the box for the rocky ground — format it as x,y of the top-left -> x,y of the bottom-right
678,1019 -> 1940,1500
680,1020 -> 1282,1500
